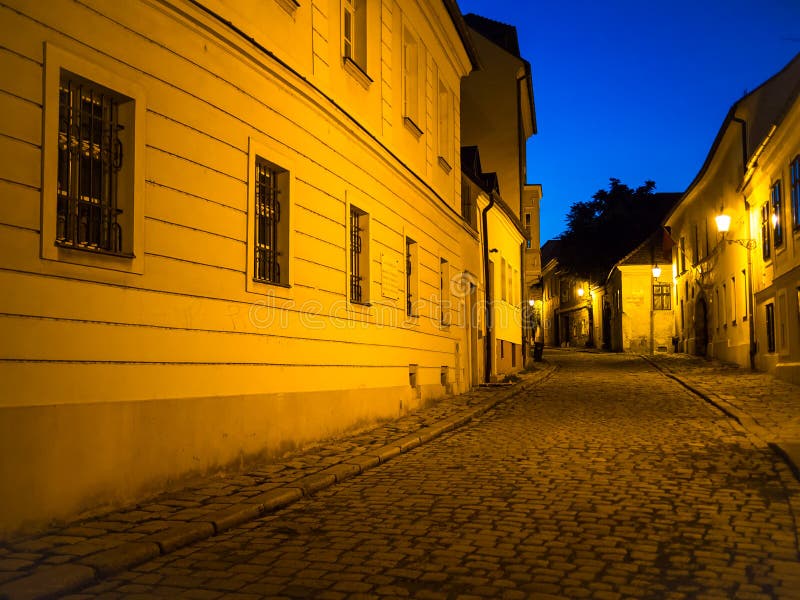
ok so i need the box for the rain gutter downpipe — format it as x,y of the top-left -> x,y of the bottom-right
481,192 -> 496,383
733,116 -> 756,370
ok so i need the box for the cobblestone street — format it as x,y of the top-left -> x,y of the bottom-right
49,351 -> 800,600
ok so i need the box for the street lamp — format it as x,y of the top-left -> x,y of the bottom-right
715,212 -> 731,234
715,210 -> 756,249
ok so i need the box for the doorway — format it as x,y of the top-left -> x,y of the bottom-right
694,297 -> 708,357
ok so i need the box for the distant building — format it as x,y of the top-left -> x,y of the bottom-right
605,231 -> 675,354
540,240 -> 594,348
0,0 -> 481,536
664,52 -> 800,382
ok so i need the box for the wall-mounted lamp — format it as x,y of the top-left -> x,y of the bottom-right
528,298 -> 535,307
652,264 -> 661,278
715,208 -> 756,249
577,287 -> 585,297
715,212 -> 731,234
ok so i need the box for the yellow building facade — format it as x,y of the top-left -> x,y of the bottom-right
744,81 -> 800,384
0,0 -> 481,536
664,53 -> 800,374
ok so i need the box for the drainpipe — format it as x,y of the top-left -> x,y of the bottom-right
744,196 -> 756,370
516,70 -> 527,217
733,116 -> 756,370
481,193 -> 496,383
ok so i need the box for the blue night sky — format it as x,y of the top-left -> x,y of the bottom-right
456,0 -> 800,243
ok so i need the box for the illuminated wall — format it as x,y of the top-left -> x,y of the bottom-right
665,53 -> 800,370
0,0 -> 478,535
744,88 -> 800,384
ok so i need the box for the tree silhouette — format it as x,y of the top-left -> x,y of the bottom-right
557,178 -> 672,282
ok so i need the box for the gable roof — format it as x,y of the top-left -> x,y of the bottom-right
443,0 -> 481,70
463,13 -> 520,58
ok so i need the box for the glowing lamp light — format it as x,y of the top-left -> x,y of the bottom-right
577,287 -> 585,297
528,298 -> 535,307
652,265 -> 661,278
715,213 -> 731,233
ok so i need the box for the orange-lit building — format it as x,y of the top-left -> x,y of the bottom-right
0,0 -> 482,536
664,53 -> 800,382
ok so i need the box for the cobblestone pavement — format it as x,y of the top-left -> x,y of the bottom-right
45,352 -> 800,599
645,353 -> 800,480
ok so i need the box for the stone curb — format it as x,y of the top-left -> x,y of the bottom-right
0,364 -> 556,600
642,355 -> 800,479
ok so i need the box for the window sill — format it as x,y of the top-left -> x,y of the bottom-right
343,56 -> 372,90
403,117 -> 423,139
254,278 -> 291,289
437,156 -> 452,174
275,0 -> 300,16
55,240 -> 134,260
46,241 -> 142,275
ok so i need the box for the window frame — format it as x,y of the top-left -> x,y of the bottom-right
652,283 -> 671,310
761,201 -> 772,261
765,302 -> 776,353
246,137 -> 296,296
439,257 -> 450,327
41,42 -> 145,275
402,24 -> 423,136
342,0 -> 367,72
771,179 -> 783,249
405,237 -> 419,317
790,155 -> 800,231
436,76 -> 453,170
348,203 -> 370,305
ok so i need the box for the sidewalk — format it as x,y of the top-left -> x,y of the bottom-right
0,364 -> 556,600
645,353 -> 800,479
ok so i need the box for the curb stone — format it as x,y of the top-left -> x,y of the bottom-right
0,364 -> 556,600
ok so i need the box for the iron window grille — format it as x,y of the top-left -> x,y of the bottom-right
56,77 -> 124,253
653,283 -> 671,310
771,180 -> 783,248
254,160 -> 282,284
350,207 -> 364,303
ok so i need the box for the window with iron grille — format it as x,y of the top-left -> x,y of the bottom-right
791,156 -> 800,230
56,76 -> 124,254
771,180 -> 783,248
350,205 -> 369,304
761,202 -> 771,261
653,283 -> 671,310
254,159 -> 282,284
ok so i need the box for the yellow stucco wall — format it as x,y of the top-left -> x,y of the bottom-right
745,91 -> 800,383
0,0 -> 479,536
